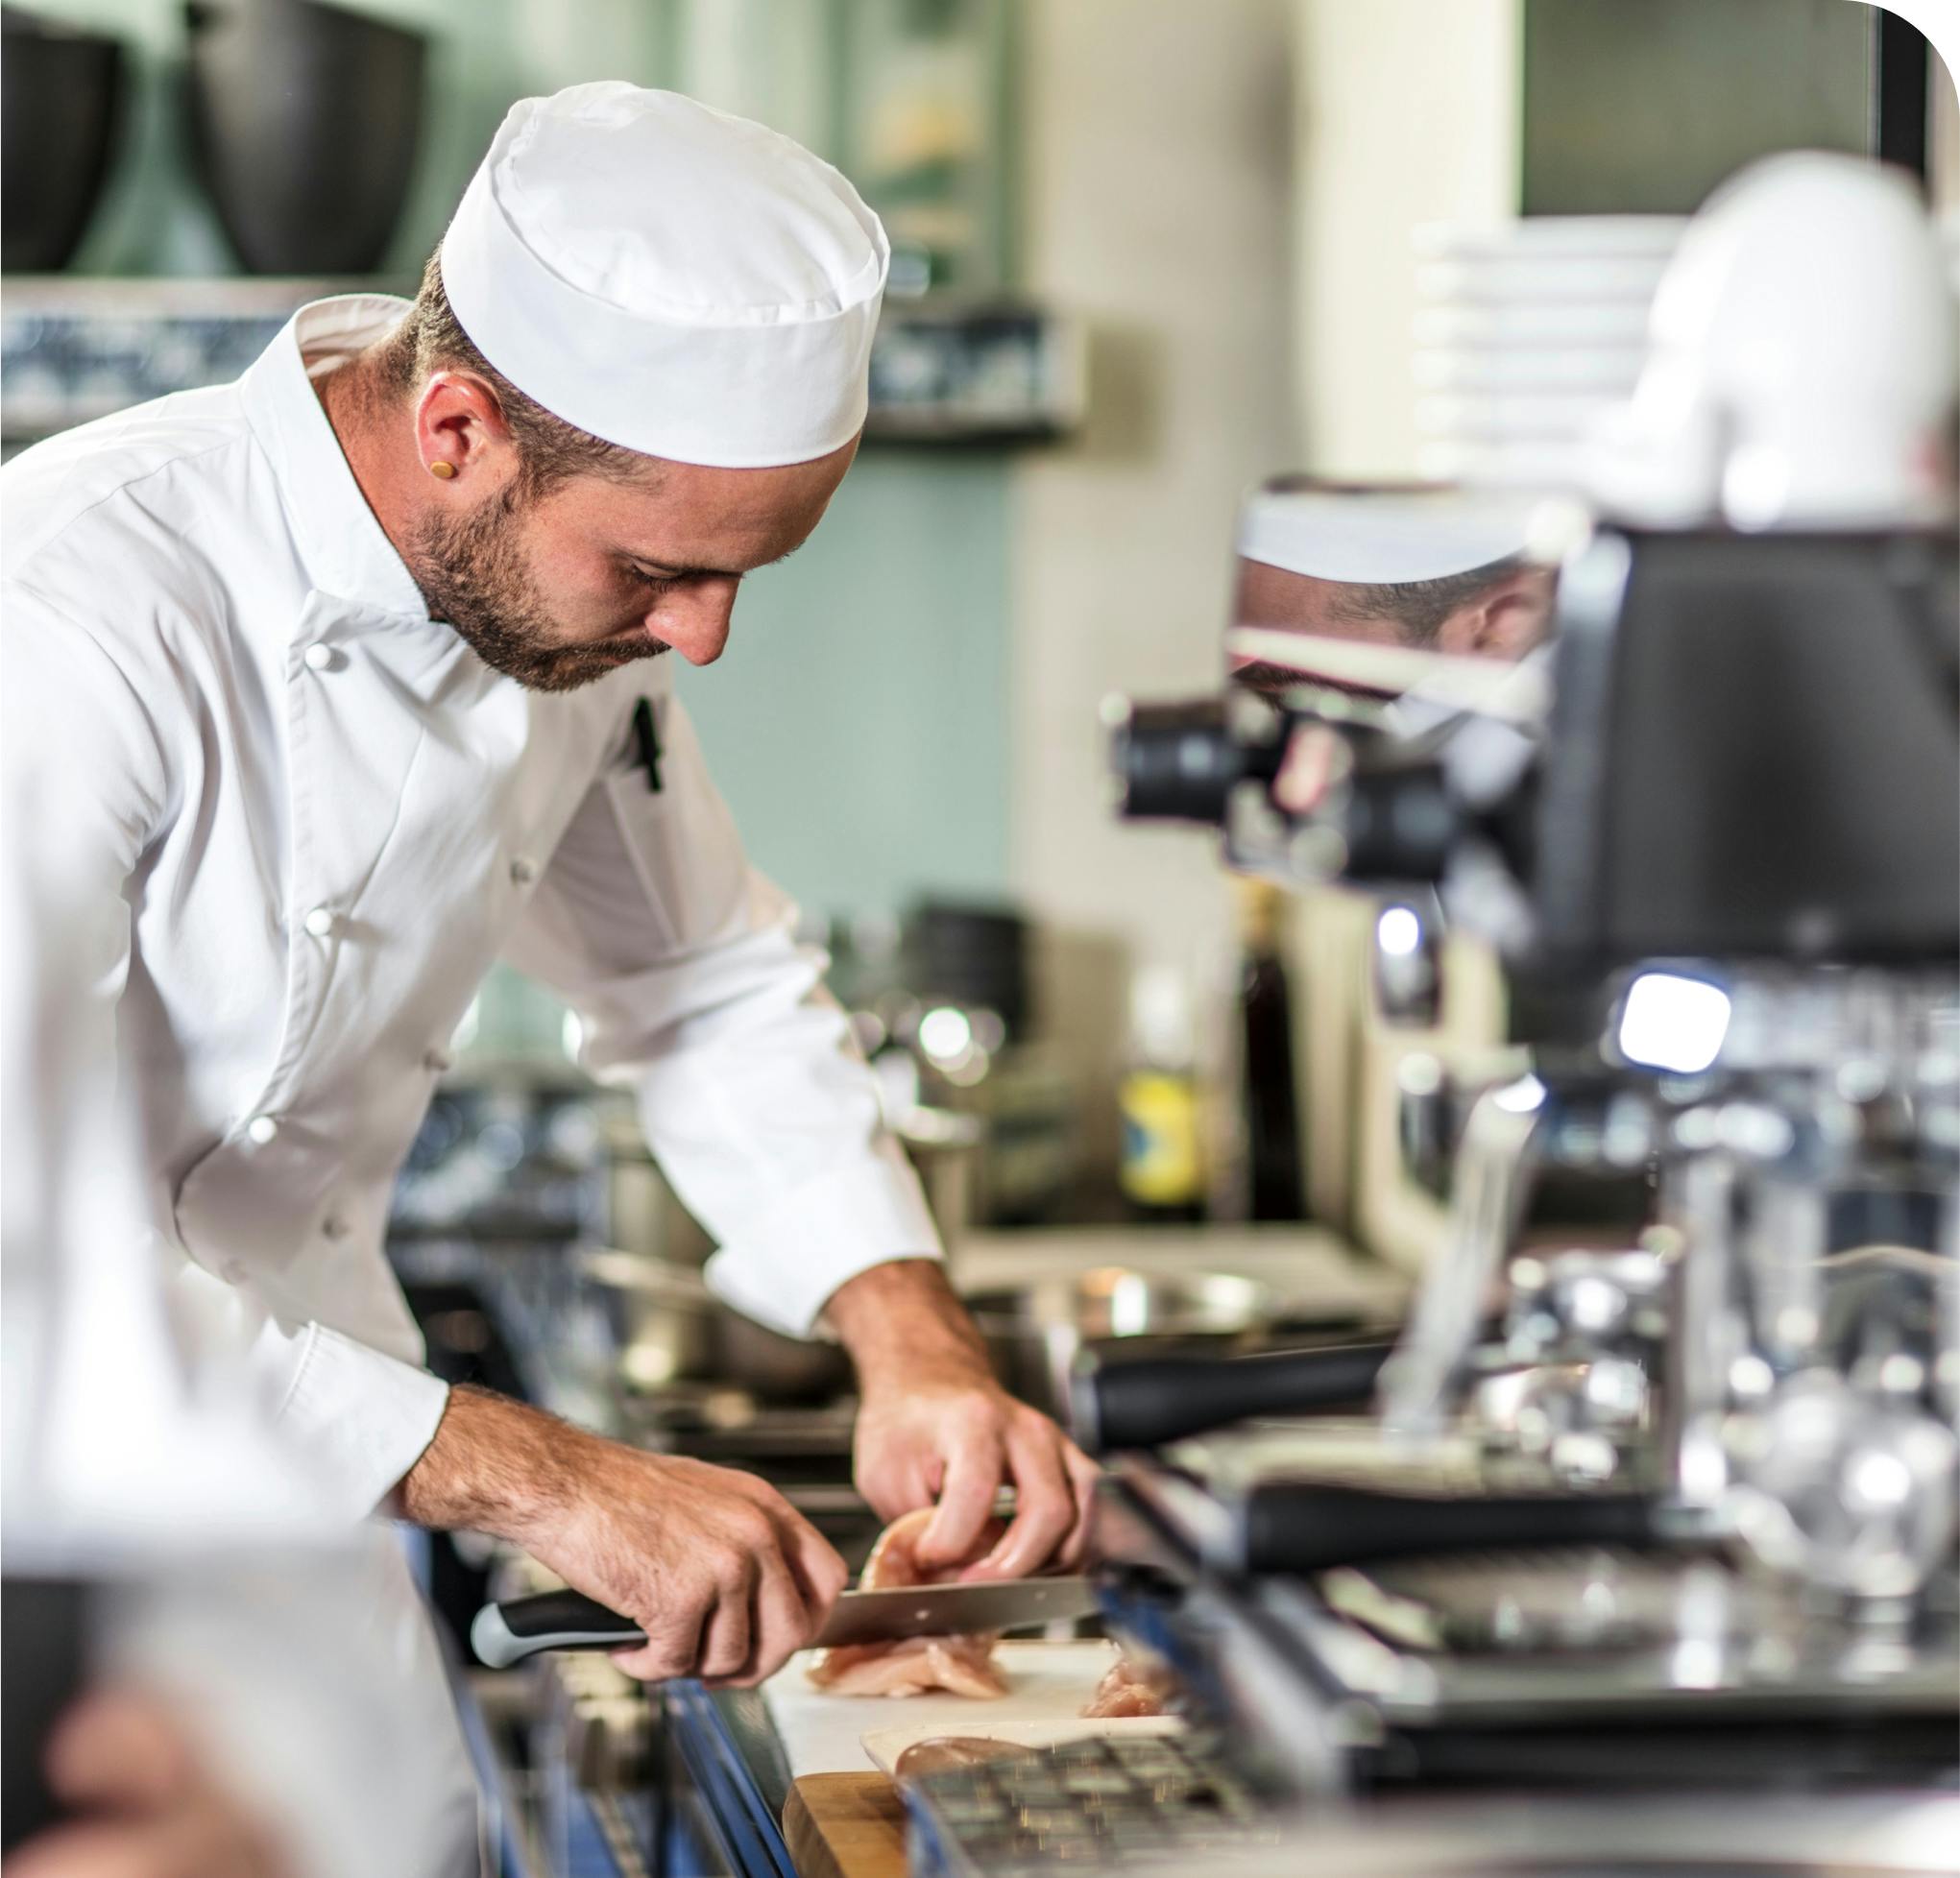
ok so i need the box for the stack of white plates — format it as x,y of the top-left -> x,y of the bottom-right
1411,216 -> 1686,493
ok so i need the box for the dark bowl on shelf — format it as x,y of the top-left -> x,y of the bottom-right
2,9 -> 128,273
183,0 -> 425,276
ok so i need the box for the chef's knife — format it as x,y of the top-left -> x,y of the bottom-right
471,1576 -> 1101,1670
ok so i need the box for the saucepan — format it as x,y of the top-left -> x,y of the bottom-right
573,1247 -> 850,1405
967,1267 -> 1272,1423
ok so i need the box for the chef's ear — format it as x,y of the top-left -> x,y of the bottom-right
414,372 -> 519,485
1435,567 -> 1557,662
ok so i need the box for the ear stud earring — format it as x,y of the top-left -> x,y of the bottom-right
430,461 -> 457,480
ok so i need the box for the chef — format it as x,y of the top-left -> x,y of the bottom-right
3,79 -> 1095,1857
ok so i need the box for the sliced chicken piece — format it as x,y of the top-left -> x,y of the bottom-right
807,1507 -> 1011,1699
1079,1653 -> 1176,1719
893,1736 -> 1034,1785
810,1636 -> 1008,1700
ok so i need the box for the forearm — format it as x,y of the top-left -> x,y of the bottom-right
822,1258 -> 993,1395
395,1384 -> 590,1546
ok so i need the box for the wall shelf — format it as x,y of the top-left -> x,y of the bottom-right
1,277 -> 1080,449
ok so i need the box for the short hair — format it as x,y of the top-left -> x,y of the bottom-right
378,251 -> 648,493
1326,554 -> 1525,647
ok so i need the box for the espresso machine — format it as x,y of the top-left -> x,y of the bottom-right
1075,153 -> 1960,1832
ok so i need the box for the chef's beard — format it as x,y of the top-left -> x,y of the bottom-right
410,484 -> 666,694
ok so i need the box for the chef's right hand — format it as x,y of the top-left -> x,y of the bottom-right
399,1384 -> 847,1687
538,1446 -> 849,1687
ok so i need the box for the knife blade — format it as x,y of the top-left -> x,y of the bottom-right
471,1576 -> 1101,1671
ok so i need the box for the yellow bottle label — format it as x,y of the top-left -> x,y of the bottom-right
1117,1071 -> 1204,1206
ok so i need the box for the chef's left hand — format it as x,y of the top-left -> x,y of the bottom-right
826,1260 -> 1100,1579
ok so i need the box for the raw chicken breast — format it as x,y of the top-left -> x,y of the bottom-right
893,1737 -> 1033,1784
807,1507 -> 1010,1699
1079,1653 -> 1175,1719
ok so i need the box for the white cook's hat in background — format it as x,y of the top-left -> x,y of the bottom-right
441,82 -> 891,469
1235,482 -> 1541,583
1226,482 -> 1557,724
1585,153 -> 1956,531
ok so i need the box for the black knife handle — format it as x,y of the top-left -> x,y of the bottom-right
1075,1341 -> 1398,1455
472,1592 -> 643,1669
1230,1482 -> 1658,1576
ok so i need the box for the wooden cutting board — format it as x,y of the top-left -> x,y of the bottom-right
783,1773 -> 908,1878
761,1638 -> 1123,1778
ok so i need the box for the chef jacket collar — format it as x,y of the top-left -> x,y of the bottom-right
239,296 -> 436,624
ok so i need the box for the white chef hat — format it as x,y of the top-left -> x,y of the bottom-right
440,83 -> 890,469
1237,484 -> 1540,583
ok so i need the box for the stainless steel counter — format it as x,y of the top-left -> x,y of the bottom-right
454,1649 -> 814,1878
663,1683 -> 800,1878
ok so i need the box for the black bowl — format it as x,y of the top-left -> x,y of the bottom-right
2,8 -> 127,272
184,0 -> 425,276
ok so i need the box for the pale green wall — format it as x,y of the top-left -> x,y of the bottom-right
20,0 -> 1012,922
679,450 -> 1010,921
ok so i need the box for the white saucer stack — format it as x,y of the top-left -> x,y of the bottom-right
1411,216 -> 1687,494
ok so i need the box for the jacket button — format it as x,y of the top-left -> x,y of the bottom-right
302,906 -> 337,938
224,1260 -> 250,1283
509,856 -> 538,886
423,1047 -> 452,1073
245,1115 -> 279,1145
321,1214 -> 351,1241
302,643 -> 336,672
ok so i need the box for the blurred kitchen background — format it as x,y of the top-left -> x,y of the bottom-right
7,0 -> 1956,1333
0,0 -> 1944,1348
8,0 -> 1955,1283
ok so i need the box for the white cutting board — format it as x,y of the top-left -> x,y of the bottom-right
761,1639 -> 1125,1777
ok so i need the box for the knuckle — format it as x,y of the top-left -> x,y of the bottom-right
722,1502 -> 772,1548
959,1396 -> 1004,1433
743,1503 -> 784,1546
756,1480 -> 799,1518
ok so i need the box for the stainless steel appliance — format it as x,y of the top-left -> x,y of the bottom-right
1077,154 -> 1960,1857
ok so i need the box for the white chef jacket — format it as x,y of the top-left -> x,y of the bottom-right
1,295 -> 942,1522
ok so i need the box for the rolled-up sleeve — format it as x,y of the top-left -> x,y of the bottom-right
503,686 -> 941,1336
271,1322 -> 449,1521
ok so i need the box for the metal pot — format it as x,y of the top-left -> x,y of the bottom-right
574,1248 -> 715,1395
1,9 -> 126,272
573,1248 -> 850,1406
968,1267 -> 1272,1422
183,0 -> 425,275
